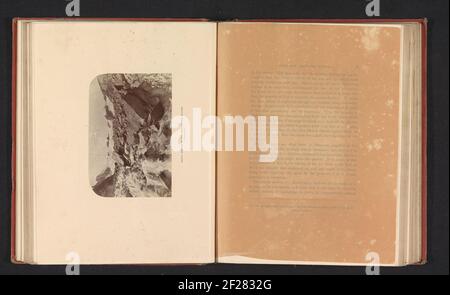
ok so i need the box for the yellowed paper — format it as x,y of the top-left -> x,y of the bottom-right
217,22 -> 402,264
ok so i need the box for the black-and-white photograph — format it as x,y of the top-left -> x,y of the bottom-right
89,74 -> 172,198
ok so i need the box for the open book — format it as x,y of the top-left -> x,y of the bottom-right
12,18 -> 427,266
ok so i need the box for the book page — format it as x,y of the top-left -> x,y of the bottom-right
217,22 -> 402,264
29,21 -> 216,264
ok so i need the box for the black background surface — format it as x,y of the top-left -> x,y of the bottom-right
0,0 -> 448,275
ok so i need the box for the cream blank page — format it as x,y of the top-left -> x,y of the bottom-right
30,21 -> 216,264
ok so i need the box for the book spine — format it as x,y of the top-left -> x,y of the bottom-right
420,19 -> 428,265
11,18 -> 18,263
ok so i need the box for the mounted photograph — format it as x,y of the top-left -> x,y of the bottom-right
89,73 -> 172,198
